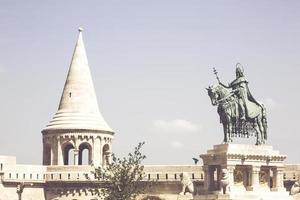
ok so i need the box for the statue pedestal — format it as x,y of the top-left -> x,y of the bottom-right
199,144 -> 291,199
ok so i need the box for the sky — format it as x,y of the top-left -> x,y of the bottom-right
0,0 -> 300,165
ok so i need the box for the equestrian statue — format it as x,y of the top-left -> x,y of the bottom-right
206,63 -> 267,145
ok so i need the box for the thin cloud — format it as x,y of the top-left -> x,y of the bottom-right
170,141 -> 184,149
153,119 -> 200,133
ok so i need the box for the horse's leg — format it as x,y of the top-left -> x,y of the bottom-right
257,115 -> 265,144
226,109 -> 233,143
254,118 -> 262,145
262,106 -> 268,141
228,122 -> 233,142
223,123 -> 228,143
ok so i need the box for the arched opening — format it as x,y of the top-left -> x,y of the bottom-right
102,144 -> 111,166
63,143 -> 75,165
78,142 -> 92,165
43,144 -> 51,165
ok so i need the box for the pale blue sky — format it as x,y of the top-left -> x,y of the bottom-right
0,0 -> 300,165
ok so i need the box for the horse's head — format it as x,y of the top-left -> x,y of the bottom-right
206,83 -> 229,106
206,84 -> 220,106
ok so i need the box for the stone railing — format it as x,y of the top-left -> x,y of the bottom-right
3,172 -> 46,183
2,163 -> 300,184
143,165 -> 204,182
142,172 -> 204,181
45,165 -> 99,182
2,164 -> 46,183
45,172 -> 98,182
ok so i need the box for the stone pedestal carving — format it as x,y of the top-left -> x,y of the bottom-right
200,144 -> 291,199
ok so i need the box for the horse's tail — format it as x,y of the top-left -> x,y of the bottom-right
261,104 -> 268,140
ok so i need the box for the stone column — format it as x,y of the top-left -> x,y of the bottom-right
89,140 -> 93,165
251,166 -> 260,191
74,149 -> 79,165
42,137 -> 51,165
274,167 -> 285,191
246,166 -> 252,191
217,166 -> 221,190
203,165 -> 211,191
209,167 -> 216,191
100,138 -> 104,166
93,137 -> 101,166
266,168 -> 271,189
227,165 -> 235,188
51,137 -> 58,165
57,137 -> 64,165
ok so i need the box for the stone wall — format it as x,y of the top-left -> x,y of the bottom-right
1,155 -> 300,200
0,184 -> 45,200
0,156 -> 46,200
143,165 -> 203,181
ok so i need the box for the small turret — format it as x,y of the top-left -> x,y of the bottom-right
42,28 -> 113,167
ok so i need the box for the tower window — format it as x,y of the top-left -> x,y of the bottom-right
79,143 -> 92,165
63,143 -> 75,165
102,144 -> 110,166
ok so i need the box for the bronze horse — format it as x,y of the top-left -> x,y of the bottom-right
207,83 -> 267,145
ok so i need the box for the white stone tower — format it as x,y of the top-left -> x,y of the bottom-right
42,28 -> 114,167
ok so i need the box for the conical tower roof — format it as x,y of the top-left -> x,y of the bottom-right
43,28 -> 113,133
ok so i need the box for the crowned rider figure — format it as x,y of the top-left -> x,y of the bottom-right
219,63 -> 261,121
209,64 -> 267,144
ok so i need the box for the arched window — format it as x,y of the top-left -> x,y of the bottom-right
102,144 -> 110,166
43,144 -> 51,165
63,143 -> 75,165
78,143 -> 92,165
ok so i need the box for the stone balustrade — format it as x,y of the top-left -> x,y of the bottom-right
1,161 -> 299,187
142,172 -> 204,181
